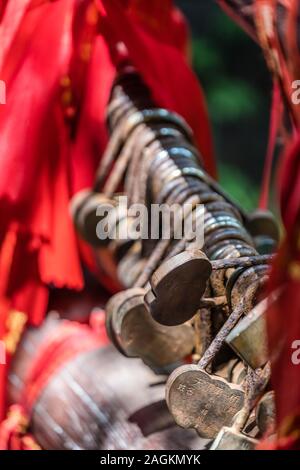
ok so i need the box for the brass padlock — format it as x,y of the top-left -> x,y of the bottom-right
144,249 -> 212,326
210,385 -> 259,450
117,242 -> 147,288
256,391 -> 276,435
245,209 -> 280,254
216,359 -> 247,385
225,294 -> 278,369
166,364 -> 245,439
246,209 -> 279,241
210,425 -> 258,450
105,288 -> 195,368
70,189 -> 118,247
165,288 -> 262,439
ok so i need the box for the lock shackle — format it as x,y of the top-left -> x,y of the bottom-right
211,254 -> 273,271
232,363 -> 271,433
198,281 -> 263,371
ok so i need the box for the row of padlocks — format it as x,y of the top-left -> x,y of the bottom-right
69,69 -> 278,450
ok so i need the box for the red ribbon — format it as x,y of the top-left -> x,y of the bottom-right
0,312 -> 109,450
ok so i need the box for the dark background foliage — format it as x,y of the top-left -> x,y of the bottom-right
176,0 -> 273,210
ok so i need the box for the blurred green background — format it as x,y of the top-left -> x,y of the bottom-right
176,0 -> 273,211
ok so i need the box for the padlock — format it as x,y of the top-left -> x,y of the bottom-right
230,360 -> 247,385
211,365 -> 271,449
70,189 -> 118,247
231,266 -> 269,316
246,209 -> 279,241
210,425 -> 258,450
144,249 -> 212,326
225,295 -> 276,369
166,364 -> 245,439
210,376 -> 260,450
216,359 -> 247,385
165,285 -> 262,439
245,209 -> 280,254
105,288 -> 195,368
256,391 -> 276,435
106,213 -> 136,260
117,242 -> 147,288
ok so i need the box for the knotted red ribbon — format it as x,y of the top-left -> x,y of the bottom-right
0,0 -> 215,425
